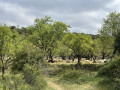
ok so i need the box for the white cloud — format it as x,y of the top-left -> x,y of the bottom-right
0,0 -> 119,34
106,0 -> 120,11
0,1 -> 35,26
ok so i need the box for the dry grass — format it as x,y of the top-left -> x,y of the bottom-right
46,78 -> 63,90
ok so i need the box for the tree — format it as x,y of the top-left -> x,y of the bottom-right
99,12 -> 120,57
99,12 -> 120,36
29,16 -> 69,62
0,25 -> 15,79
99,35 -> 114,59
63,33 -> 93,64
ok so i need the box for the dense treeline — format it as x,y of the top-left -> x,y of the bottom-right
0,12 -> 120,89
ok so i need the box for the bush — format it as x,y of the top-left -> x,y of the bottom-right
11,42 -> 45,72
0,64 -> 47,90
9,42 -> 47,90
97,57 -> 120,89
98,57 -> 120,78
22,64 -> 47,90
0,73 -> 31,90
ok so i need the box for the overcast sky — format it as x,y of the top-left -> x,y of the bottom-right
0,0 -> 120,34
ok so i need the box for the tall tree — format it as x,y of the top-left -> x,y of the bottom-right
28,16 -> 69,62
99,12 -> 120,57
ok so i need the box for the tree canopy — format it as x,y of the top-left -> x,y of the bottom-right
63,33 -> 93,64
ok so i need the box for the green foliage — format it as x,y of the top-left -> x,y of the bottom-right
57,43 -> 73,60
10,39 -> 47,90
92,39 -> 101,57
11,41 -> 44,72
0,73 -> 31,90
22,64 -> 47,90
0,25 -> 17,79
99,12 -> 120,56
98,57 -> 120,89
28,16 -> 69,61
0,25 -> 15,56
98,57 -> 120,78
29,16 -> 69,50
63,33 -> 93,55
63,33 -> 93,63
99,12 -> 120,36
114,32 -> 120,54
98,36 -> 114,59
0,64 -> 47,90
12,30 -> 24,53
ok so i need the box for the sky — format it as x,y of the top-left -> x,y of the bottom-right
0,0 -> 120,34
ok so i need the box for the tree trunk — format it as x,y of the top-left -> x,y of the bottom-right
62,56 -> 66,60
50,55 -> 53,62
2,66 -> 5,79
93,56 -> 96,63
71,55 -> 75,62
86,55 -> 91,60
102,52 -> 105,59
72,58 -> 74,62
111,48 -> 117,59
48,50 -> 54,63
78,55 -> 81,64
68,56 -> 71,60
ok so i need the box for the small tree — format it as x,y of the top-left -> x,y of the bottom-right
63,33 -> 93,64
99,35 -> 114,59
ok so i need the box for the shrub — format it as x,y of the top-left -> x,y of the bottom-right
97,57 -> 120,89
22,64 -> 47,90
98,57 -> 120,78
0,73 -> 31,90
11,42 -> 45,72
